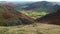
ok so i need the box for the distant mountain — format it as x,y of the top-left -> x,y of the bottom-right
24,1 -> 60,13
53,2 -> 60,5
5,1 -> 33,11
1,1 -> 60,13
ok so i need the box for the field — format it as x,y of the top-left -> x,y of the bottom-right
0,23 -> 60,34
20,11 -> 47,19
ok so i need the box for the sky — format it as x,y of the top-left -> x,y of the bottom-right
0,0 -> 60,2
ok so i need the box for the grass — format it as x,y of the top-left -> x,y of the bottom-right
0,6 -> 6,12
0,23 -> 60,34
20,11 -> 47,19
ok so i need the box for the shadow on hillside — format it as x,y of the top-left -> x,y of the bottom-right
35,8 -> 60,25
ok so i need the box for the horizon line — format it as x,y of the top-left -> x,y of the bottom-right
0,0 -> 60,2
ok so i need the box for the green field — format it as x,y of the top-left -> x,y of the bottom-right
20,11 -> 47,19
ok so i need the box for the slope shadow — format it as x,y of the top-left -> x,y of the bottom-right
36,9 -> 60,25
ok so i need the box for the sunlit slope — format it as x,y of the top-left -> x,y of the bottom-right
21,11 -> 47,19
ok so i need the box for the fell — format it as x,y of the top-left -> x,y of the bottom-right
36,9 -> 60,25
0,3 -> 34,26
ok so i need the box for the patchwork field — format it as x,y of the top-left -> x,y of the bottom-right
20,11 -> 47,19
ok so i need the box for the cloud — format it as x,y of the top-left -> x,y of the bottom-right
0,0 -> 42,1
46,0 -> 60,2
0,0 -> 60,2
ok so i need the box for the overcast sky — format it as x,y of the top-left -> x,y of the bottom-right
0,0 -> 60,2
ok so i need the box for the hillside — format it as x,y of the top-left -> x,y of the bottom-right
36,8 -> 60,25
23,1 -> 60,13
2,1 -> 60,13
0,1 -> 60,34
0,23 -> 60,34
0,3 -> 34,26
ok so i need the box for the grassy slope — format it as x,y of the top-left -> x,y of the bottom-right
0,23 -> 60,34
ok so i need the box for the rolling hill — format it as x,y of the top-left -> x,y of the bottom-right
36,8 -> 60,25
2,1 -> 60,13
24,1 -> 60,13
0,1 -> 60,26
0,3 -> 34,26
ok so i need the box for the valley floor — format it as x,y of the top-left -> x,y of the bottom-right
0,23 -> 60,34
